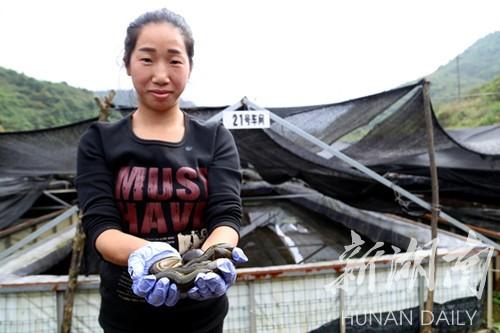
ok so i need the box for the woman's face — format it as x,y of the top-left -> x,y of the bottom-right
127,22 -> 191,113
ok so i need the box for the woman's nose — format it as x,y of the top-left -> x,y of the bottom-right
152,63 -> 170,84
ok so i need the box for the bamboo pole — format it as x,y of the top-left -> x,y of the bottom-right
423,212 -> 500,240
61,214 -> 85,333
0,209 -> 65,238
420,80 -> 439,333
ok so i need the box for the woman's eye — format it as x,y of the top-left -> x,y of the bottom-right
170,59 -> 182,65
140,58 -> 152,63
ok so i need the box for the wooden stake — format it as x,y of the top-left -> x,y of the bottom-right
420,80 -> 440,333
60,91 -> 113,332
94,90 -> 116,122
60,215 -> 85,333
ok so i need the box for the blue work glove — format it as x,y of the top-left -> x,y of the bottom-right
187,247 -> 248,301
128,242 -> 181,306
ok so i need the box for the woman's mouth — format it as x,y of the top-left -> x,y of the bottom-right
149,90 -> 172,99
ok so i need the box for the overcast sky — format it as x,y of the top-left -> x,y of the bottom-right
1,0 -> 499,106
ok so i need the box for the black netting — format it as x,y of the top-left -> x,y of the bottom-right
447,124 -> 500,155
228,83 -> 500,206
0,118 -> 95,228
268,84 -> 415,153
0,176 -> 51,229
0,117 -> 97,177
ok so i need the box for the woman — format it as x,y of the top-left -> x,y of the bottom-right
76,8 -> 246,332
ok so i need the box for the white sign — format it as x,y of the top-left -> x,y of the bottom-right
223,110 -> 271,129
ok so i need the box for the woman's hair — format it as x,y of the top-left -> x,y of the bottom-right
123,8 -> 194,68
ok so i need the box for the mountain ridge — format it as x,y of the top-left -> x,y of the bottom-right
427,31 -> 500,103
0,66 -> 97,131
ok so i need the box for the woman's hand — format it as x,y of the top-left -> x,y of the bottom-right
187,247 -> 248,301
128,242 -> 182,306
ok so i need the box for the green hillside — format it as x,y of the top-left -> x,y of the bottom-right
428,31 -> 500,104
0,67 -> 97,131
435,75 -> 500,128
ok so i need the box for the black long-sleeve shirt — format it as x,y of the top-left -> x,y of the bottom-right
75,112 -> 241,332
